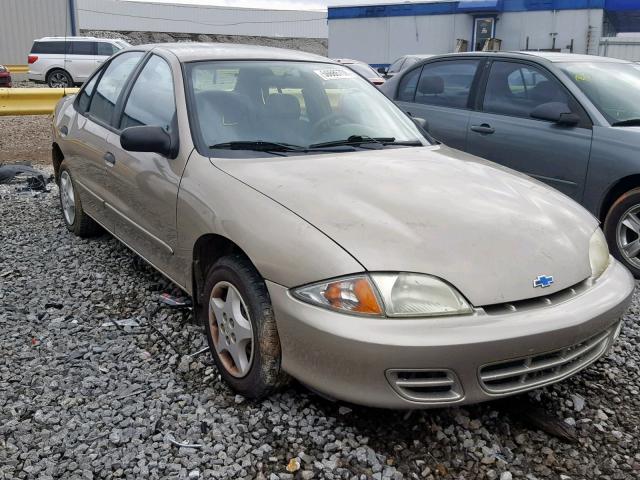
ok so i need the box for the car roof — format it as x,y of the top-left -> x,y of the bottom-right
332,58 -> 367,65
36,36 -> 118,42
137,43 -> 332,63
419,51 -> 631,64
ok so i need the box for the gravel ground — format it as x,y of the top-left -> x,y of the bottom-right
0,114 -> 51,166
1,169 -> 640,480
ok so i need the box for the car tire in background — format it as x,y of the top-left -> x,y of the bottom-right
47,69 -> 73,88
58,166 -> 102,237
604,187 -> 640,278
202,254 -> 290,398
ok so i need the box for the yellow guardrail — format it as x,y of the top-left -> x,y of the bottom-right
0,88 -> 80,116
5,65 -> 29,74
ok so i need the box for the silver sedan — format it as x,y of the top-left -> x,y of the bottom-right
52,43 -> 634,408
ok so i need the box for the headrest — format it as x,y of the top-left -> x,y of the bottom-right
265,93 -> 301,119
418,75 -> 444,95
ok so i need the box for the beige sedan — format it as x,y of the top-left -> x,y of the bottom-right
52,43 -> 634,408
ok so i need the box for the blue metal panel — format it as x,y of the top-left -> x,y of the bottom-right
457,0 -> 503,12
328,0 -> 606,19
605,0 -> 640,11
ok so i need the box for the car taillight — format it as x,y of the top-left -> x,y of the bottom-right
28,55 -> 38,64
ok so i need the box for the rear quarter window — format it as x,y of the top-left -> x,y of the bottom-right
31,41 -> 66,55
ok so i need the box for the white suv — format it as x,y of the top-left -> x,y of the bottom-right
28,37 -> 130,88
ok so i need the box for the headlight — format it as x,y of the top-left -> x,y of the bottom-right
589,228 -> 610,279
292,273 -> 472,317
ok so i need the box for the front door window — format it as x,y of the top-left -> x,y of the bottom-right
473,17 -> 495,51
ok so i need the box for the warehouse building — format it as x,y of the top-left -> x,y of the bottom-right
328,0 -> 640,65
0,0 -> 77,65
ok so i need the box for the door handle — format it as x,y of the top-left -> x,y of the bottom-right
60,125 -> 68,136
470,124 -> 495,134
103,152 -> 116,166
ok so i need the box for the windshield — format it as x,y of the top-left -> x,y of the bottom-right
186,61 -> 427,154
559,61 -> 640,125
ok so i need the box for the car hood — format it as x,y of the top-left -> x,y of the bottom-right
212,145 -> 597,306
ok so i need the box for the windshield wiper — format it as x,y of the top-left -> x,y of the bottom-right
611,118 -> 640,127
210,140 -> 357,154
309,135 -> 422,149
210,141 -> 305,152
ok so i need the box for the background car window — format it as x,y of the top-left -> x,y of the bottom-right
87,52 -> 143,125
483,61 -> 570,118
68,41 -> 95,55
397,67 -> 421,101
97,42 -> 118,56
414,60 -> 480,108
77,73 -> 99,113
30,41 -> 66,55
388,57 -> 405,74
120,55 -> 176,132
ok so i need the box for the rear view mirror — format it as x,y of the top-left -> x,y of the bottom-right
120,126 -> 173,157
530,102 -> 580,126
377,66 -> 388,75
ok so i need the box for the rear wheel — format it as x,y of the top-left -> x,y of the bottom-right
604,187 -> 640,277
58,166 -> 101,237
201,254 -> 289,399
47,69 -> 73,88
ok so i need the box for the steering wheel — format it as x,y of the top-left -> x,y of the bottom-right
311,113 -> 353,138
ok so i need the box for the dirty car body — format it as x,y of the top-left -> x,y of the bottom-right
52,43 -> 634,408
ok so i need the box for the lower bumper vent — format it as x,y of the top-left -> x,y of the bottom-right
386,369 -> 463,403
479,326 -> 614,394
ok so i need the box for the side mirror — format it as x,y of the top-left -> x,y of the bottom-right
377,66 -> 388,75
530,102 -> 580,126
120,126 -> 173,156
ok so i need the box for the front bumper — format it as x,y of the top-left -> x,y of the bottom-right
267,259 -> 634,409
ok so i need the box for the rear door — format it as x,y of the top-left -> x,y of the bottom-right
395,59 -> 483,150
66,41 -> 99,82
466,60 -> 593,200
70,51 -> 145,230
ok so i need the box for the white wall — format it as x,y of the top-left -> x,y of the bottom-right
329,8 -> 603,64
0,0 -> 75,65
78,0 -> 328,39
599,37 -> 640,61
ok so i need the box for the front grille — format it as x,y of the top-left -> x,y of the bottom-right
482,279 -> 591,314
479,326 -> 614,394
386,369 -> 463,403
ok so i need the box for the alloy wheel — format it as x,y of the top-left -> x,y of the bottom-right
208,281 -> 255,378
59,171 -> 76,225
616,204 -> 640,269
50,72 -> 70,88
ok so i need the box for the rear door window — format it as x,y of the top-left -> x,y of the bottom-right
120,55 -> 176,132
414,60 -> 481,109
68,41 -> 95,55
87,52 -> 144,126
77,73 -> 99,113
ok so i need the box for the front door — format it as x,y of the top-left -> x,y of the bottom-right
104,54 -> 185,282
395,59 -> 483,150
466,60 -> 593,200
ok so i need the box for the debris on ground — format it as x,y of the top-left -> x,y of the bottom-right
0,163 -> 50,191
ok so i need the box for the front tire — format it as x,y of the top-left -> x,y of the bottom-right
58,166 -> 101,237
47,69 -> 73,88
201,254 -> 290,399
604,187 -> 640,277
